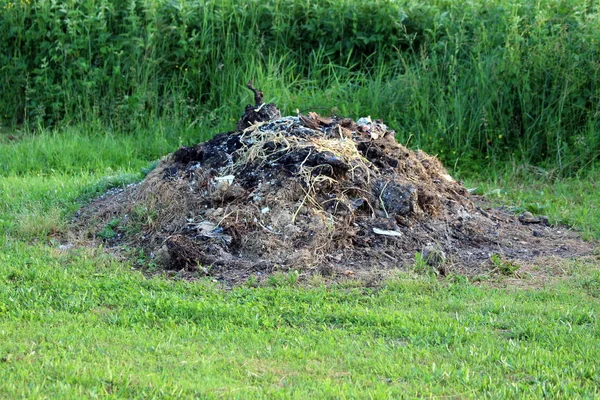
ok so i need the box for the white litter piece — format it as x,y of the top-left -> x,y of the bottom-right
372,228 -> 403,237
214,175 -> 235,185
357,116 -> 372,126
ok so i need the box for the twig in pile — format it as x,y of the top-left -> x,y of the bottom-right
247,79 -> 264,106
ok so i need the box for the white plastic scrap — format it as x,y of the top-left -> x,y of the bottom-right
186,220 -> 232,245
187,220 -> 217,233
372,227 -> 403,237
440,173 -> 455,183
214,175 -> 235,185
356,116 -> 373,126
356,116 -> 389,140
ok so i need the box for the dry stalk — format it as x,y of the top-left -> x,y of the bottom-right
378,180 -> 390,218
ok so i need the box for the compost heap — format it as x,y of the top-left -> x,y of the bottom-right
76,86 -> 594,284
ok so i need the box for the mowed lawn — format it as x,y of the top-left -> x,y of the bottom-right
0,129 -> 598,399
1,240 -> 599,398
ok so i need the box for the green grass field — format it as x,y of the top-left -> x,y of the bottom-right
1,0 -> 600,397
0,123 -> 598,399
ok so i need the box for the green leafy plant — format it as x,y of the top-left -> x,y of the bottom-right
267,270 -> 300,287
97,218 -> 121,241
413,252 -> 428,274
490,253 -> 521,276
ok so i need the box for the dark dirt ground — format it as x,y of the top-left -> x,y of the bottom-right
71,87 -> 597,286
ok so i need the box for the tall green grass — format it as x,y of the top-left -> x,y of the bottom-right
1,0 -> 599,173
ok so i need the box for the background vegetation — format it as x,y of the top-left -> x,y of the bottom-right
1,0 -> 600,174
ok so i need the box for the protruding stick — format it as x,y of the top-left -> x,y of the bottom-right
246,79 -> 264,106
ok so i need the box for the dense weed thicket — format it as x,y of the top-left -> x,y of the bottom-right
1,0 -> 599,173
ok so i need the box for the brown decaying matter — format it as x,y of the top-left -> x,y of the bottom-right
73,96 -> 596,285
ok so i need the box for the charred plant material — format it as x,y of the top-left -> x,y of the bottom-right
247,79 -> 264,105
75,96 -> 596,286
236,80 -> 282,131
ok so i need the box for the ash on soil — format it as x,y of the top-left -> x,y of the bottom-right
74,90 -> 596,285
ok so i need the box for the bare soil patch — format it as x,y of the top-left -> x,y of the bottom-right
72,86 -> 597,286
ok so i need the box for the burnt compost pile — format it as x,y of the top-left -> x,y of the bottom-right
76,85 -> 594,284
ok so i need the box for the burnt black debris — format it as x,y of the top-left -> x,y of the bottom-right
73,85 -> 596,286
236,80 -> 282,131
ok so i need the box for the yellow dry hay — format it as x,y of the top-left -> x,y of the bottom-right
232,120 -> 372,176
